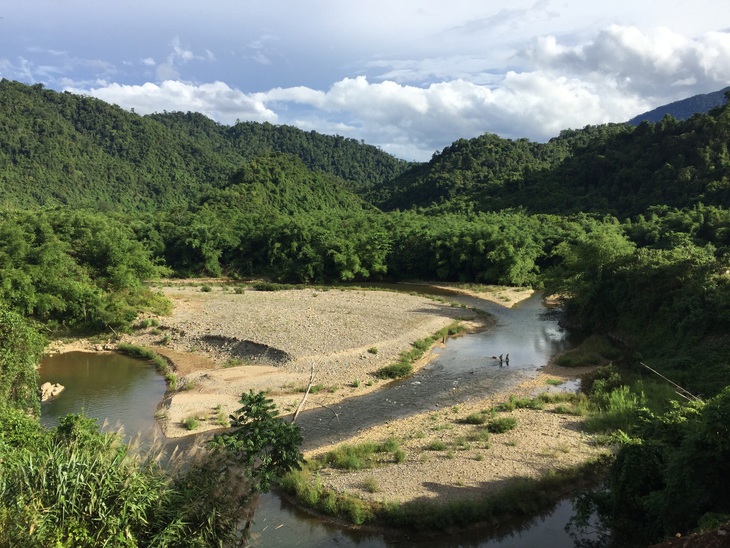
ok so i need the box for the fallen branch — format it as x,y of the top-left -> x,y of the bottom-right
291,365 -> 315,423
318,402 -> 342,426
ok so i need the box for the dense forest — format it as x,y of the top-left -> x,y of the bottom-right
2,79 -> 730,545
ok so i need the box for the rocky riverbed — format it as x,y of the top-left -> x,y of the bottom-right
49,282 -> 606,507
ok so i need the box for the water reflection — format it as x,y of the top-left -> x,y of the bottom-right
247,493 -> 588,547
38,351 -> 166,440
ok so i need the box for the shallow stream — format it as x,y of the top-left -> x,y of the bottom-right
39,290 -> 591,547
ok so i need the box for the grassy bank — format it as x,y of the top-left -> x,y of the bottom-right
280,455 -> 610,529
116,343 -> 178,390
375,322 -> 467,379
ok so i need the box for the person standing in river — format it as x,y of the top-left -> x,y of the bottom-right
505,353 -> 510,366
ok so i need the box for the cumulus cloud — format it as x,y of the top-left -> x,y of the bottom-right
522,26 -> 730,96
59,24 -> 730,161
66,81 -> 277,125
71,72 -> 645,161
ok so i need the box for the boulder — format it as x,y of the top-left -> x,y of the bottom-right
40,381 -> 65,401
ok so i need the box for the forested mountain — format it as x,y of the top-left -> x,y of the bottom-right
366,124 -> 632,212
5,79 -> 730,219
3,80 -> 730,545
373,101 -> 730,217
628,87 -> 730,125
0,79 -> 410,211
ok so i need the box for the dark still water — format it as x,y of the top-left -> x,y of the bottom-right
38,351 -> 166,440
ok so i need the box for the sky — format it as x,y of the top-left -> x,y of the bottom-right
2,1 -> 730,161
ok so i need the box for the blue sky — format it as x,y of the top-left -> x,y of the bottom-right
2,1 -> 729,160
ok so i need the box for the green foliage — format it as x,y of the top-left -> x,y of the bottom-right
283,455 -> 607,530
116,343 -> 177,390
554,335 -> 621,367
0,390 -> 302,545
461,413 -> 489,425
375,361 -> 413,379
210,390 -> 303,493
585,387 -> 730,544
426,440 -> 447,451
0,80 -> 409,211
583,385 -> 646,433
5,78 -> 730,544
183,416 -> 200,430
0,410 -> 287,546
0,308 -> 44,415
320,438 -> 401,470
486,417 -> 518,433
0,209 -> 169,331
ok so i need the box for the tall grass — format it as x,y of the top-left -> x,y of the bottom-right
376,323 -> 465,379
321,437 -> 402,470
116,343 -> 178,390
583,385 -> 646,433
0,412 -> 258,546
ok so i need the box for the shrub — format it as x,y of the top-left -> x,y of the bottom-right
554,335 -> 621,367
487,417 -> 518,433
426,440 -> 447,451
461,413 -> 488,425
495,395 -> 544,412
200,285 -> 212,292
183,416 -> 200,430
252,282 -> 295,291
583,385 -> 645,433
340,497 -> 373,525
323,442 -> 378,470
378,437 -> 400,453
363,476 -> 379,493
375,361 -> 412,379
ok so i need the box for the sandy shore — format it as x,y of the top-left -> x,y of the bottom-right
47,282 -> 606,506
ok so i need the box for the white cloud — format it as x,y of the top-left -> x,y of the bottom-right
522,26 -> 730,96
169,37 -> 197,64
71,71 -> 648,161
66,81 -> 278,125
33,20 -> 730,161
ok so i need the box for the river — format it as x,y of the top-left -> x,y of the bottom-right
39,290 -> 593,547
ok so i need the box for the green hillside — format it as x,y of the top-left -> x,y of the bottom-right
0,79 -> 409,211
2,80 -> 730,544
374,97 -> 730,217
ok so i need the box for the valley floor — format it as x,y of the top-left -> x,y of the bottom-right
49,282 -> 606,508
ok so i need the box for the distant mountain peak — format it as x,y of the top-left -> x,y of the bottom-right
628,87 -> 730,125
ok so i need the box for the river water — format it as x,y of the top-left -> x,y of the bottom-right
38,290 -> 591,547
